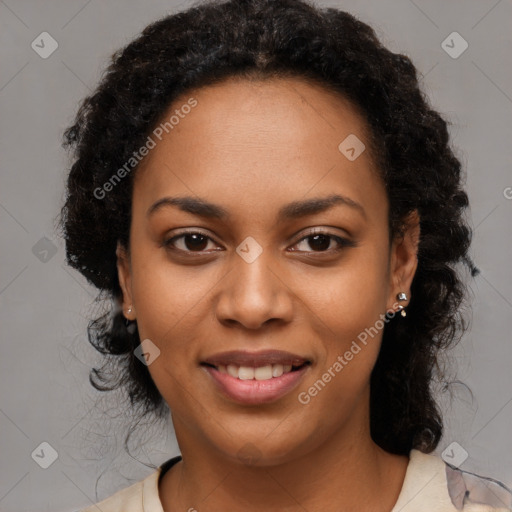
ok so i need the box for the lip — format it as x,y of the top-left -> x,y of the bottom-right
201,350 -> 312,405
202,349 -> 310,367
202,363 -> 310,405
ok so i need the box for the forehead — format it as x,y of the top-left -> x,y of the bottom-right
133,76 -> 386,223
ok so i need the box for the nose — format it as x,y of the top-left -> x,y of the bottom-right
214,249 -> 294,330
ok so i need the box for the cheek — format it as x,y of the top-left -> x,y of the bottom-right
304,244 -> 390,340
129,245 -> 213,337
127,257 -> 204,400
298,243 -> 390,395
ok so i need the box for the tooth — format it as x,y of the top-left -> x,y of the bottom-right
238,366 -> 255,380
227,364 -> 239,378
272,364 -> 284,377
254,365 -> 273,380
221,363 -> 297,380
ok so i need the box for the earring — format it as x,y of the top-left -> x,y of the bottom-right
396,292 -> 408,317
125,306 -> 136,333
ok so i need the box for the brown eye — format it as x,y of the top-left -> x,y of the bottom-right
163,231 -> 218,253
304,234 -> 332,252
291,231 -> 356,254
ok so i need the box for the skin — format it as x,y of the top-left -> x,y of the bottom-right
117,76 -> 420,512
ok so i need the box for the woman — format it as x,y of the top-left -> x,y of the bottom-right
59,0 -> 511,510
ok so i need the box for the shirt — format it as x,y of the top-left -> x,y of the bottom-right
79,449 -> 512,511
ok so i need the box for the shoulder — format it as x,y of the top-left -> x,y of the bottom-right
80,468 -> 164,512
445,456 -> 512,511
392,448 -> 512,512
78,454 -> 182,512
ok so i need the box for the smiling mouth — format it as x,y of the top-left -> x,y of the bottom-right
200,356 -> 311,405
201,361 -> 311,381
201,349 -> 311,382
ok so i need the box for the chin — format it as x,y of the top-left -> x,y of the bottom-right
210,429 -> 316,469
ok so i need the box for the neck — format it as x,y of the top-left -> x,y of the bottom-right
159,417 -> 409,512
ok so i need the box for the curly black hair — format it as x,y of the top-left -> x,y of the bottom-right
58,0 -> 479,456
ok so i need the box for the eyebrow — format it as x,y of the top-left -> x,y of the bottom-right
147,194 -> 366,222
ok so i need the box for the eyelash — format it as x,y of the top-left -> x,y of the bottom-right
162,229 -> 355,256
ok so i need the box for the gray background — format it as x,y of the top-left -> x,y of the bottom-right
1,0 -> 511,511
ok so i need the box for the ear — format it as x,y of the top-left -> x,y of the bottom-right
387,210 -> 420,312
116,241 -> 135,320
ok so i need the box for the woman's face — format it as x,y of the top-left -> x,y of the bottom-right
117,76 -> 419,465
